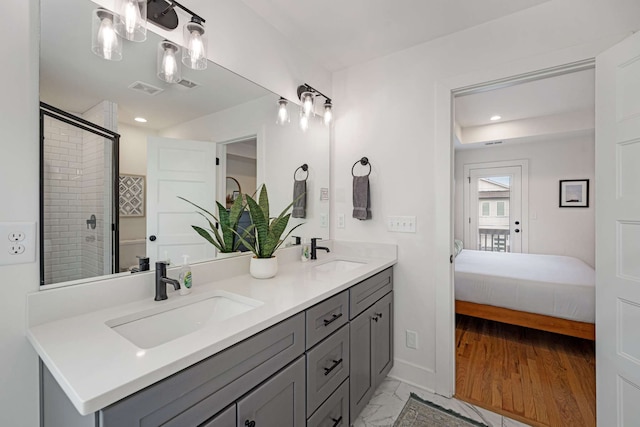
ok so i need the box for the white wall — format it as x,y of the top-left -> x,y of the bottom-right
0,1 -> 40,426
455,133 -> 596,267
332,0 -> 640,393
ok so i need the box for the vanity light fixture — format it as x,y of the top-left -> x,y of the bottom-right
92,0 -> 207,74
296,84 -> 334,130
92,9 -> 123,61
157,40 -> 182,83
276,97 -> 290,125
114,0 -> 147,42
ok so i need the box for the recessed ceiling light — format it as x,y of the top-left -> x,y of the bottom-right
490,115 -> 502,121
134,117 -> 147,123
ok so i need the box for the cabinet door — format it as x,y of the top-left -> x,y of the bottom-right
349,306 -> 374,424
201,404 -> 236,427
237,356 -> 305,427
372,292 -> 393,388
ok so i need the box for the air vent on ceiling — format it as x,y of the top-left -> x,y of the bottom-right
177,78 -> 199,89
128,81 -> 164,96
484,141 -> 503,146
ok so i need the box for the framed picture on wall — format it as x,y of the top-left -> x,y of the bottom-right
559,179 -> 589,208
119,174 -> 146,217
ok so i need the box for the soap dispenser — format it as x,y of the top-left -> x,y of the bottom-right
301,238 -> 310,262
179,255 -> 192,295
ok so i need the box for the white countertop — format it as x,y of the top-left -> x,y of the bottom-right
27,241 -> 397,415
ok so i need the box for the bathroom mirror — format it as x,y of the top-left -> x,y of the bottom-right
39,0 -> 330,287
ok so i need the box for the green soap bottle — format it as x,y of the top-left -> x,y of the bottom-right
179,255 -> 192,295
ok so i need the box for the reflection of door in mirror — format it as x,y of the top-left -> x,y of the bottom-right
225,177 -> 241,208
146,137 -> 217,266
222,137 -> 257,207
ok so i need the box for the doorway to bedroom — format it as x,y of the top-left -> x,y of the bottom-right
451,64 -> 596,427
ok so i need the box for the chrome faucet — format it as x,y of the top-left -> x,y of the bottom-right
310,238 -> 330,260
155,261 -> 180,301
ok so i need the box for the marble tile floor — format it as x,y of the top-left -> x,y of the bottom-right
353,377 -> 532,427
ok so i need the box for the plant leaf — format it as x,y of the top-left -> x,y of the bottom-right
192,226 -> 223,252
245,195 -> 268,257
258,185 -> 269,225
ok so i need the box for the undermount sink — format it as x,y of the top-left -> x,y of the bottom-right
106,292 -> 263,349
314,259 -> 366,273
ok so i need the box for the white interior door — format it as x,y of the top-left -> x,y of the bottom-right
596,31 -> 640,426
464,162 -> 527,253
147,137 -> 217,266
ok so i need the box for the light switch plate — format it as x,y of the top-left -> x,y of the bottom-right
0,222 -> 36,266
320,213 -> 328,228
337,214 -> 345,229
387,216 -> 416,233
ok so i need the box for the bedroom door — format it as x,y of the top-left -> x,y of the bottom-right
465,162 -> 527,253
595,31 -> 640,426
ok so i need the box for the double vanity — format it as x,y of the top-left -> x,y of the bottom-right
28,241 -> 397,426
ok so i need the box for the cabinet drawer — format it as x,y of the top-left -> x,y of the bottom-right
307,379 -> 349,427
306,324 -> 350,415
100,313 -> 305,427
306,291 -> 349,350
349,267 -> 393,319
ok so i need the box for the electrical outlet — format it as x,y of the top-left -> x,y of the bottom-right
9,244 -> 25,255
8,232 -> 25,242
337,213 -> 345,229
320,213 -> 328,228
0,222 -> 36,266
406,330 -> 418,349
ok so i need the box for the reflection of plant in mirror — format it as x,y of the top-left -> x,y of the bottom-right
234,184 -> 304,259
178,195 -> 249,253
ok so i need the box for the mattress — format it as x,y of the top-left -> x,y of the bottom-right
455,250 -> 595,323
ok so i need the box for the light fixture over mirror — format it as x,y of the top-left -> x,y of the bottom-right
183,19 -> 207,70
276,97 -> 290,125
92,8 -> 122,61
296,84 -> 333,130
157,40 -> 182,83
114,0 -> 147,42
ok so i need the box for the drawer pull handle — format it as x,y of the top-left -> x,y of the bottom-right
372,315 -> 379,322
323,313 -> 343,326
245,421 -> 255,427
324,358 -> 343,376
330,416 -> 343,427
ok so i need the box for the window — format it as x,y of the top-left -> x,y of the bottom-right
497,201 -> 505,217
481,202 -> 490,216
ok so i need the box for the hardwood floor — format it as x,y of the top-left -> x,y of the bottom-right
455,314 -> 596,427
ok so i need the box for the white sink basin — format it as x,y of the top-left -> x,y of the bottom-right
107,292 -> 262,349
314,260 -> 366,273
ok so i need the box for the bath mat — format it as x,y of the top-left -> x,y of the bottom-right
393,393 -> 489,427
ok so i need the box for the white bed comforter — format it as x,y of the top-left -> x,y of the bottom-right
455,250 -> 595,323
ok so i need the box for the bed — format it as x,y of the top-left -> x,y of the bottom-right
454,249 -> 595,340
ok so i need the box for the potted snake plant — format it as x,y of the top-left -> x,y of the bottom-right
233,184 -> 304,278
178,194 -> 249,257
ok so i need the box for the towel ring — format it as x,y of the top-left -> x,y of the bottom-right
294,164 -> 309,181
351,157 -> 371,177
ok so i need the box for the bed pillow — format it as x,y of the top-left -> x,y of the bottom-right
454,239 -> 464,257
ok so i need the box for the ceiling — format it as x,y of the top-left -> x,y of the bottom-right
454,68 -> 595,149
40,0 -> 272,130
238,0 -> 551,71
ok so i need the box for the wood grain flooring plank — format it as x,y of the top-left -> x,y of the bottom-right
455,315 -> 595,427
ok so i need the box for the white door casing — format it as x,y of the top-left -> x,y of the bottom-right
596,31 -> 640,426
147,137 -> 217,265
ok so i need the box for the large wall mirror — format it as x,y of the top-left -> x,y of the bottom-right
39,0 -> 330,287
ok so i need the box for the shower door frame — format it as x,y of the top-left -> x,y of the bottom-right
39,102 -> 120,286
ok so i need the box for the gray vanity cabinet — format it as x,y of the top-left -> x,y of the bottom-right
200,405 -> 236,427
237,356 -> 306,427
349,275 -> 394,424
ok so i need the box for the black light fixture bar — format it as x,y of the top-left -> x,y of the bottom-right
297,83 -> 331,103
148,0 -> 206,30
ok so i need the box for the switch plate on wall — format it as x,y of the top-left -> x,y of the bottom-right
337,214 -> 345,229
0,222 -> 36,266
387,216 -> 417,233
406,330 -> 418,349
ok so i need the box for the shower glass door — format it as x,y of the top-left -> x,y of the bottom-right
40,103 -> 119,286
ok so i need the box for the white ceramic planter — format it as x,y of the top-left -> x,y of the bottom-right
250,256 -> 278,279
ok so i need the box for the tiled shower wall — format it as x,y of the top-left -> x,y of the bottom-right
42,101 -> 117,285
